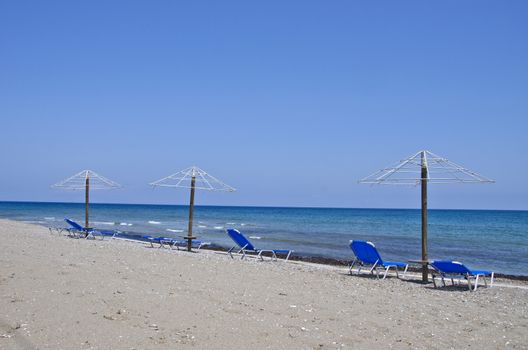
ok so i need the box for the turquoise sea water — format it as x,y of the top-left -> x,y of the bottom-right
1,201 -> 527,276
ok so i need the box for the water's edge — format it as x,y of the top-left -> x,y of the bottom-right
42,226 -> 528,281
1,201 -> 527,276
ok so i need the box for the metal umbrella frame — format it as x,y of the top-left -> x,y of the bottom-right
150,166 -> 236,251
359,150 -> 494,282
52,170 -> 121,229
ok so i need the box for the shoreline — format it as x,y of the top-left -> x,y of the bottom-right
40,222 -> 528,280
201,245 -> 528,281
3,202 -> 526,278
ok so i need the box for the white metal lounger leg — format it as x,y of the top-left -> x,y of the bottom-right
227,246 -> 237,258
474,275 -> 480,291
239,244 -> 249,260
382,266 -> 391,279
432,274 -> 438,288
402,264 -> 409,279
369,261 -> 380,279
285,250 -> 292,261
369,263 -> 380,279
349,259 -> 357,275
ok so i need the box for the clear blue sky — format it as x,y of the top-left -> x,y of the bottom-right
1,1 -> 527,210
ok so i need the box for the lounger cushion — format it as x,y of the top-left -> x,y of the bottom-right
432,261 -> 493,277
382,261 -> 407,268
468,269 -> 493,276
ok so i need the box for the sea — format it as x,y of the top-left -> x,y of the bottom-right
1,201 -> 527,276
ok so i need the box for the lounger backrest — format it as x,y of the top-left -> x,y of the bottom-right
227,229 -> 256,251
65,218 -> 84,231
350,240 -> 384,265
431,261 -> 471,275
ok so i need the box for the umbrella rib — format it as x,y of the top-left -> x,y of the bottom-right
52,170 -> 120,189
361,150 -> 422,183
149,166 -> 236,191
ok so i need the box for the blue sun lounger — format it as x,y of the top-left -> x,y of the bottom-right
142,235 -> 209,250
226,229 -> 293,261
430,260 -> 494,291
64,218 -> 114,239
349,240 -> 408,279
142,236 -> 172,248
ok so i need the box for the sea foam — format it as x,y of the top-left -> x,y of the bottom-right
93,221 -> 115,226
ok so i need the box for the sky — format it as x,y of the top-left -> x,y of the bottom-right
1,1 -> 527,210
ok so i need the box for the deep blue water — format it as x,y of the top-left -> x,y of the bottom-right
1,201 -> 527,275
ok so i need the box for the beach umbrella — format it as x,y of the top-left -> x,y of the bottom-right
150,166 -> 236,251
52,170 -> 121,229
359,150 -> 494,282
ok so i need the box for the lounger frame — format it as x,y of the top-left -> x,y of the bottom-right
226,229 -> 293,262
227,244 -> 292,261
431,262 -> 494,291
349,240 -> 408,280
144,236 -> 208,250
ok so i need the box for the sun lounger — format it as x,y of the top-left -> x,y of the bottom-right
142,236 -> 209,250
97,229 -> 121,239
64,218 -> 88,238
142,236 -> 172,248
169,239 -> 210,250
48,227 -> 68,235
64,218 -> 106,239
226,229 -> 293,261
430,260 -> 494,291
349,240 -> 408,279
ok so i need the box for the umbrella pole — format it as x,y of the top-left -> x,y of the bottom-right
421,154 -> 428,282
85,175 -> 90,229
187,176 -> 196,252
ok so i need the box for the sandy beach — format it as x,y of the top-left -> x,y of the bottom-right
1,219 -> 527,349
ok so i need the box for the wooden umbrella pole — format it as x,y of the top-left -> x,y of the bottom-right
85,175 -> 90,234
421,152 -> 428,282
187,176 -> 196,252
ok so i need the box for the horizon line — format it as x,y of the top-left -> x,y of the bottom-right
0,200 -> 526,213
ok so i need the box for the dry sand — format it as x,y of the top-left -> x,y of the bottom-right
0,219 -> 527,349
